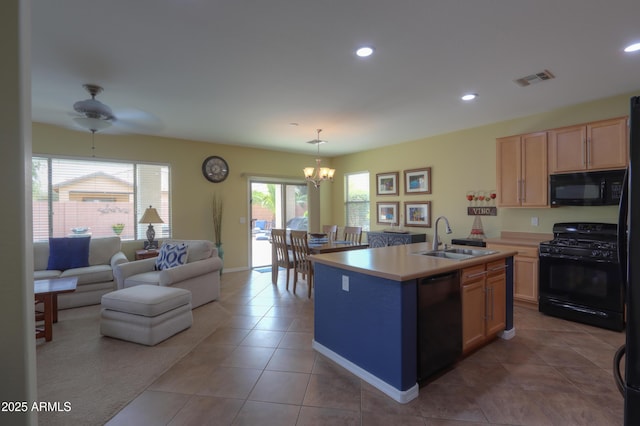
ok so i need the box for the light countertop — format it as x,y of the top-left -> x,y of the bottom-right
310,242 -> 517,282
485,231 -> 552,247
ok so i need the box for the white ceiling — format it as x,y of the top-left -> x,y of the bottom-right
31,0 -> 640,156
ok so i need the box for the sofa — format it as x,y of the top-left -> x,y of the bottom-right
113,239 -> 222,308
34,236 -> 128,309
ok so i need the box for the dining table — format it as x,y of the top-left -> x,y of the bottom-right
269,235 -> 368,275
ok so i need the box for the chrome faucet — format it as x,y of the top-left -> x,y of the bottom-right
432,216 -> 452,250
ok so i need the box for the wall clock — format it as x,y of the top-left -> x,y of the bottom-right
202,156 -> 229,183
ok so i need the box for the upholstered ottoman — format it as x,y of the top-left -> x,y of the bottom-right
100,285 -> 193,346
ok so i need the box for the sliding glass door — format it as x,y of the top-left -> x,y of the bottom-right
250,181 -> 308,268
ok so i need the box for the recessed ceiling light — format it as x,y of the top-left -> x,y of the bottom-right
356,46 -> 374,57
461,93 -> 478,101
624,42 -> 640,53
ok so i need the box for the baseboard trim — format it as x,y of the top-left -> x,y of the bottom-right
221,266 -> 249,274
499,327 -> 516,340
312,340 -> 419,404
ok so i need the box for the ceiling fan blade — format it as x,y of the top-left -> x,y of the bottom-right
112,108 -> 163,134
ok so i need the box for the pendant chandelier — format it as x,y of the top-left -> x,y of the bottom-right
303,129 -> 336,188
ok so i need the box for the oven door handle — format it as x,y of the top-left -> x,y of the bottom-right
539,253 -> 582,262
539,253 -> 618,264
554,302 -> 609,318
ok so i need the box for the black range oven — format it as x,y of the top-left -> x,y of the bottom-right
538,222 -> 624,331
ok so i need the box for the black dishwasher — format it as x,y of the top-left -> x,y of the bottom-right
417,271 -> 462,383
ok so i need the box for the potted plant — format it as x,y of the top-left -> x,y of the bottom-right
212,193 -> 223,262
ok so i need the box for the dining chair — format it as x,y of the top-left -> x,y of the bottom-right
343,226 -> 363,244
270,229 -> 294,288
322,224 -> 338,241
290,230 -> 314,297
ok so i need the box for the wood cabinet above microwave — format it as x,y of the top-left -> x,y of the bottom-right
548,116 -> 628,173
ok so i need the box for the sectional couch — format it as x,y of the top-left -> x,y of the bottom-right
113,239 -> 222,308
34,236 -> 128,309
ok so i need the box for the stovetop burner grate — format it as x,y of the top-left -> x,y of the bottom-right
539,222 -> 619,261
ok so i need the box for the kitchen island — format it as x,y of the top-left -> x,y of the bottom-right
309,242 -> 516,403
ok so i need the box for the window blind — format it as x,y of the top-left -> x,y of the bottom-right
32,156 -> 170,242
345,172 -> 370,231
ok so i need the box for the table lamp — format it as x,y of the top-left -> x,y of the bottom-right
139,205 -> 164,249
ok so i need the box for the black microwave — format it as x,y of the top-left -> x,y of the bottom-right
549,169 -> 625,206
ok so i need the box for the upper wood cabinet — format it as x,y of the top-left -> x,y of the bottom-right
496,132 -> 548,207
549,116 -> 628,173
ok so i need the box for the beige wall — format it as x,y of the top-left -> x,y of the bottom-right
333,91 -> 636,242
2,0 -> 37,424
33,90 -> 638,269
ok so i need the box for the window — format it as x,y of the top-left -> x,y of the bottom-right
345,172 -> 370,231
32,157 -> 170,242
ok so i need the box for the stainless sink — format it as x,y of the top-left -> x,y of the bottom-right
420,251 -> 473,260
444,248 -> 497,257
413,248 -> 497,261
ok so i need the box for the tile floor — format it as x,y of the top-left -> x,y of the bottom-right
107,269 -> 626,425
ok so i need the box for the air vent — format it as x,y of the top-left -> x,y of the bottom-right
513,69 -> 555,87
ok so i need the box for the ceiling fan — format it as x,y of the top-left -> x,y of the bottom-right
72,84 -> 115,132
71,83 -> 161,134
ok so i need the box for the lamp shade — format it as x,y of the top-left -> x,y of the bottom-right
139,206 -> 164,224
303,167 -> 316,178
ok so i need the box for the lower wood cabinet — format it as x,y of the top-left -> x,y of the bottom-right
486,243 -> 538,307
461,260 -> 507,354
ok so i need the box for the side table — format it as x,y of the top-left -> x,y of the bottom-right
136,249 -> 159,260
35,277 -> 78,341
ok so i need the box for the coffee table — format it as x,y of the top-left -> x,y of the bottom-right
34,277 -> 78,341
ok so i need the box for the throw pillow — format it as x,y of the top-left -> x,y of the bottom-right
47,237 -> 91,271
155,243 -> 188,271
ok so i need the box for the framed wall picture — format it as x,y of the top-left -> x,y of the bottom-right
376,202 -> 399,225
405,201 -> 431,227
404,167 -> 431,195
376,172 -> 399,195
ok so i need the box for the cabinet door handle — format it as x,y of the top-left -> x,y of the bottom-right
488,264 -> 508,272
587,137 -> 591,166
484,288 -> 489,321
466,270 -> 487,279
490,287 -> 495,321
521,179 -> 526,202
583,138 -> 587,167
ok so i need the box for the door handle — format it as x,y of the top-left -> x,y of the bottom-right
488,264 -> 508,272
466,270 -> 487,279
490,287 -> 495,321
484,287 -> 489,321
